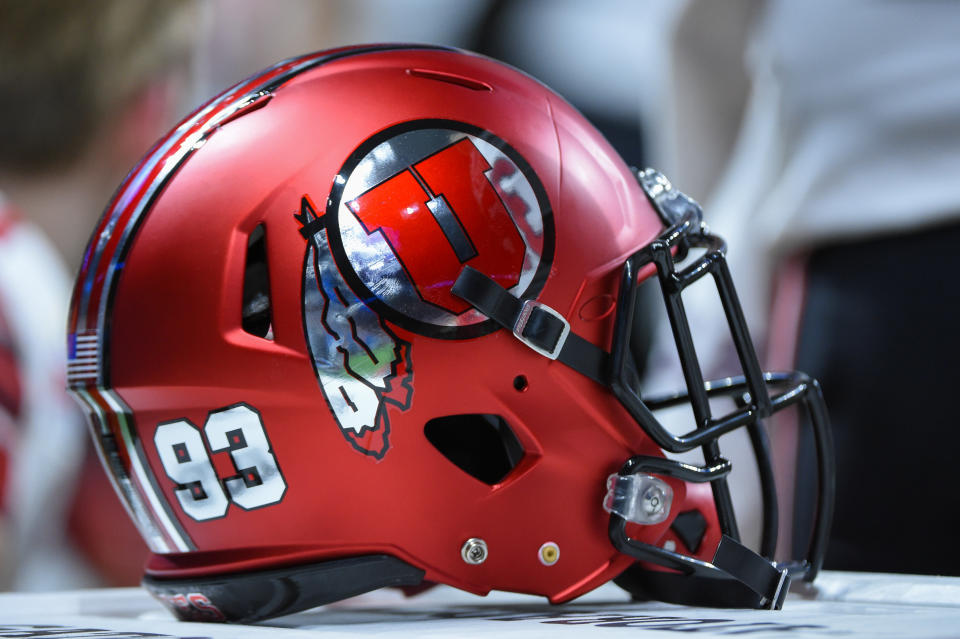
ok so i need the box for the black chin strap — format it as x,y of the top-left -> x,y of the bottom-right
452,266 -> 608,384
714,536 -> 790,609
452,265 -> 790,610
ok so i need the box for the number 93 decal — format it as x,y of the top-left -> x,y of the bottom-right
154,403 -> 286,521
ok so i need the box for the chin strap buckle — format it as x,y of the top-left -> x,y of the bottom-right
452,265 -> 609,385
513,299 -> 570,360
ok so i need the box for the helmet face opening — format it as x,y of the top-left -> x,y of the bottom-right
66,45 -> 834,623
606,190 -> 834,609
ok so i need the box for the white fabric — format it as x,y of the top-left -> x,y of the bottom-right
0,201 -> 92,590
695,0 -> 960,336
643,1 -> 960,551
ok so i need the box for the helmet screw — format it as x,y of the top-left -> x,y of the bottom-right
461,538 -> 488,565
641,484 -> 667,518
538,542 -> 560,566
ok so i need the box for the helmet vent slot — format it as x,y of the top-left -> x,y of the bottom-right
406,68 -> 493,92
424,414 -> 524,485
241,223 -> 273,340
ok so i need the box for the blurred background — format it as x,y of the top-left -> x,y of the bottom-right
0,0 -> 958,590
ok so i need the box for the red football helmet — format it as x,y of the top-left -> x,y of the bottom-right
67,45 -> 834,623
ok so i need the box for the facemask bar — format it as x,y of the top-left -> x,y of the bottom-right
450,169 -> 834,609
605,172 -> 835,608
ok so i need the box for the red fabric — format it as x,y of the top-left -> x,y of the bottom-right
764,255 -> 809,558
0,204 -> 18,512
0,312 -> 20,420
66,450 -> 150,586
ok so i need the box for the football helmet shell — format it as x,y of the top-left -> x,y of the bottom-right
67,45 -> 833,622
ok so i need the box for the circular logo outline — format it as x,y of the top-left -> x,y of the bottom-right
325,119 -> 555,340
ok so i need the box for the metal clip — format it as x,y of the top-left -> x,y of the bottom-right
513,300 -> 570,360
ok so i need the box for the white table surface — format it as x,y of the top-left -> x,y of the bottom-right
1,571 -> 959,638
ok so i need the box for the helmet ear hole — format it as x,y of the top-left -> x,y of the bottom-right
241,224 -> 273,339
424,414 -> 525,485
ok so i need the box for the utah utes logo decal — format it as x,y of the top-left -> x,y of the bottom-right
299,120 -> 553,458
298,195 -> 413,460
